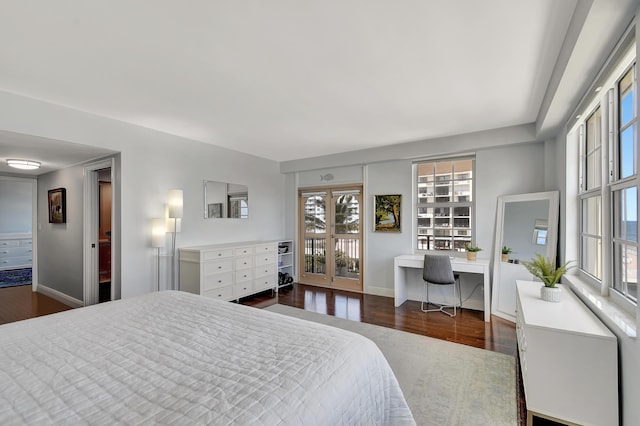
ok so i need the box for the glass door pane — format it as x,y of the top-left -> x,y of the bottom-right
300,194 -> 329,285
332,192 -> 362,291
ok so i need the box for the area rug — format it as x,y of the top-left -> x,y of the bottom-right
0,268 -> 32,289
265,304 -> 518,426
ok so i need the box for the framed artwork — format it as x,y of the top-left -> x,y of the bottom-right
374,195 -> 401,232
48,188 -> 66,223
207,202 -> 223,219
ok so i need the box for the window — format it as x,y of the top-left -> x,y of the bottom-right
612,65 -> 637,303
579,107 -> 603,280
576,58 -> 637,306
416,158 -> 474,251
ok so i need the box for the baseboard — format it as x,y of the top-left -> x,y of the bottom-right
365,285 -> 394,298
36,283 -> 83,308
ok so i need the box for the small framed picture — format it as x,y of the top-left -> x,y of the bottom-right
374,195 -> 401,232
48,188 -> 66,223
207,202 -> 223,219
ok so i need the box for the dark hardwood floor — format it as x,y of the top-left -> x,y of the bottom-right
0,284 -> 71,325
243,283 -> 517,356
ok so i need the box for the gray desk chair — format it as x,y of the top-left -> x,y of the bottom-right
421,254 -> 462,317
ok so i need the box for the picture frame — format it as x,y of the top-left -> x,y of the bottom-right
374,195 -> 401,232
207,202 -> 223,219
48,188 -> 66,224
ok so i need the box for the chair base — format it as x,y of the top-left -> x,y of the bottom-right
420,301 -> 460,317
422,277 -> 462,317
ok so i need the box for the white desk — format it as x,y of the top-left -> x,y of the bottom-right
394,254 -> 491,322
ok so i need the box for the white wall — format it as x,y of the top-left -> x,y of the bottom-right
37,165 -> 85,300
0,179 -> 32,233
0,91 -> 285,299
364,160 -> 412,297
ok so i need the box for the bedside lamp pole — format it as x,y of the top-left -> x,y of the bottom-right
151,218 -> 166,292
167,189 -> 183,290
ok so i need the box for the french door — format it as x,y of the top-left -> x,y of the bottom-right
299,186 -> 363,292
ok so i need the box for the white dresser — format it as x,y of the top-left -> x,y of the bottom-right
179,241 -> 278,301
0,233 -> 33,271
515,280 -> 618,426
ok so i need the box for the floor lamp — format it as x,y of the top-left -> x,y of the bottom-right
151,218 -> 166,292
167,190 -> 183,291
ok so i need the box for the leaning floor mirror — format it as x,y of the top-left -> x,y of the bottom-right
491,191 -> 559,322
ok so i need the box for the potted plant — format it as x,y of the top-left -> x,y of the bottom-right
521,254 -> 574,302
465,244 -> 482,261
501,246 -> 512,262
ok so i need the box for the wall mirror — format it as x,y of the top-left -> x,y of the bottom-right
203,180 -> 249,219
491,191 -> 559,322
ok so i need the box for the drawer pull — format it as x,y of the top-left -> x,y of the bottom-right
218,266 -> 222,270
218,253 -> 222,257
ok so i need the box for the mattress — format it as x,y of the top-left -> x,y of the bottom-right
0,291 -> 415,425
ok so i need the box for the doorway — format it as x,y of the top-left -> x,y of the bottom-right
83,158 -> 117,306
97,170 -> 112,303
298,186 -> 363,292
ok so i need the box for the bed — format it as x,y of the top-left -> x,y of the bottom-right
0,291 -> 415,425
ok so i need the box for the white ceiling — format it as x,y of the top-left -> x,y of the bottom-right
0,130 -> 116,176
0,0 -> 636,167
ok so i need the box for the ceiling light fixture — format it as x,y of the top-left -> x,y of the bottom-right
6,159 -> 41,170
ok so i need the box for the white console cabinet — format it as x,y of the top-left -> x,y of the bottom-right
179,241 -> 278,301
0,233 -> 33,271
515,280 -> 618,426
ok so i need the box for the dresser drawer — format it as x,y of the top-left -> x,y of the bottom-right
234,246 -> 254,256
0,256 -> 32,269
254,264 -> 276,278
0,247 -> 33,258
203,248 -> 234,261
235,255 -> 254,270
19,239 -> 32,247
203,272 -> 233,291
254,252 -> 276,266
203,285 -> 234,300
254,274 -> 276,291
235,269 -> 254,283
233,281 -> 254,298
255,243 -> 276,254
0,240 -> 19,248
204,259 -> 233,275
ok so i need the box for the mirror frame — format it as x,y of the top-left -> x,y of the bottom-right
491,190 -> 559,322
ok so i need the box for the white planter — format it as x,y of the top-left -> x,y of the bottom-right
540,285 -> 562,302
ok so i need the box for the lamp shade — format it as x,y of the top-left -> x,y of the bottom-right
168,189 -> 183,218
151,218 -> 166,248
165,204 -> 182,232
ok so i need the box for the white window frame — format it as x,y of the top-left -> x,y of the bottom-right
413,156 -> 476,253
573,47 -> 637,311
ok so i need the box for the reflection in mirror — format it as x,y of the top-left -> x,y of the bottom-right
491,191 -> 559,322
204,180 -> 248,219
502,199 -> 550,263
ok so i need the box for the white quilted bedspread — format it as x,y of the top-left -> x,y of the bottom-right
0,291 -> 414,425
